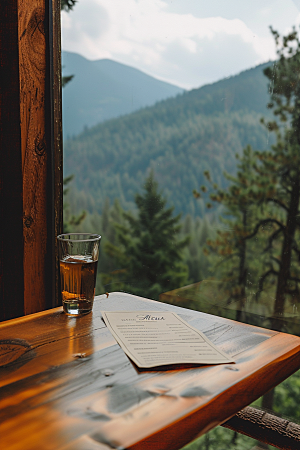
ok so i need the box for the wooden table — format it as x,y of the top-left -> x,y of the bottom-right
1,292 -> 300,450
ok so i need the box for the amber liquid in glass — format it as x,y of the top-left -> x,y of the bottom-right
60,255 -> 98,315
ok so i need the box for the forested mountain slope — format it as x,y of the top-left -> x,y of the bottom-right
64,61 -> 274,217
62,51 -> 185,138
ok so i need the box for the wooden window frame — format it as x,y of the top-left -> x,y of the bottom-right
0,0 -> 62,321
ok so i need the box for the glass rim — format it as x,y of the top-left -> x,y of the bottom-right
57,233 -> 101,243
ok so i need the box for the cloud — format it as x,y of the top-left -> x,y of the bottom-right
61,0 -> 277,88
292,0 -> 300,11
62,0 -> 110,52
160,33 -> 263,88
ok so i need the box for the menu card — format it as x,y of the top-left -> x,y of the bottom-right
101,311 -> 234,368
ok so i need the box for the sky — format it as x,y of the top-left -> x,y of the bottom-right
61,0 -> 300,89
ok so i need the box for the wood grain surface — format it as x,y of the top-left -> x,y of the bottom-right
0,0 -> 62,321
18,0 -> 49,314
0,293 -> 300,450
52,0 -> 64,308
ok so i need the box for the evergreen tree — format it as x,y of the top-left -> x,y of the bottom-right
63,69 -> 272,218
63,175 -> 86,233
180,215 -> 215,284
199,146 -> 263,319
104,172 -> 189,300
245,27 -> 300,330
198,28 -> 300,332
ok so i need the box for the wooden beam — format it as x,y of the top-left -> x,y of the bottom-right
19,0 -> 50,314
222,406 -> 300,450
0,0 -> 62,320
52,0 -> 63,307
0,0 -> 24,320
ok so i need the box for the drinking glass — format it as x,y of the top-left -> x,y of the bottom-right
57,233 -> 101,315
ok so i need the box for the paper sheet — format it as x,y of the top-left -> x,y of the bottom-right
101,311 -> 234,368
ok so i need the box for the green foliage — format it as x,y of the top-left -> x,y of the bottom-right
64,62 -> 273,218
182,426 -> 267,450
102,173 -> 189,300
61,0 -> 77,11
62,197 -> 126,295
250,27 -> 300,326
201,146 -> 268,313
180,214 -> 215,284
60,199 -> 214,295
63,175 -> 86,233
193,27 -> 300,331
273,369 -> 300,422
62,74 -> 74,88
62,51 -> 184,138
186,27 -> 300,439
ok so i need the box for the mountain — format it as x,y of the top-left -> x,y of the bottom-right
64,61 -> 274,218
62,51 -> 185,138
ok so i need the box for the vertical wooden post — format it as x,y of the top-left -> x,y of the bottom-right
0,0 -> 24,320
52,0 -> 64,308
0,0 -> 62,321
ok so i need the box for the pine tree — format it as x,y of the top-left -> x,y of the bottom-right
199,146 -> 263,319
245,27 -> 300,329
200,28 -> 300,331
104,172 -> 189,300
63,175 -> 86,233
180,215 -> 215,284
